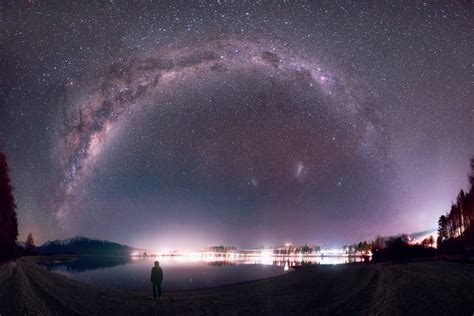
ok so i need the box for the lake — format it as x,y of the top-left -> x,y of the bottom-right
42,255 -> 364,291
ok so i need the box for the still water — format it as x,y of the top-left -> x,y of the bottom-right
43,255 -> 362,291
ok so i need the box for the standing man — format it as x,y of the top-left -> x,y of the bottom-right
150,261 -> 163,298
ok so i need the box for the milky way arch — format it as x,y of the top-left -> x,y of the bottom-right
57,39 -> 383,220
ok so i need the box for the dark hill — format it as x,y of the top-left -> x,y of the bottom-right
38,236 -> 140,256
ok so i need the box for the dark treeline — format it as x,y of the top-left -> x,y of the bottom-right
208,245 -> 238,253
273,244 -> 321,255
343,241 -> 371,255
371,237 -> 436,263
356,157 -> 474,263
437,158 -> 474,259
349,234 -> 436,263
0,151 -> 38,259
0,151 -> 18,259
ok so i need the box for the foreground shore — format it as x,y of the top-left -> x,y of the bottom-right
1,257 -> 473,315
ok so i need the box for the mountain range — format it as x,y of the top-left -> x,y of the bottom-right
35,236 -> 145,255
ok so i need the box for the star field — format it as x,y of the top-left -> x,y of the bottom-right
0,1 -> 472,250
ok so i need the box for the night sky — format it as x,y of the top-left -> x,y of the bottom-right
1,1 -> 473,251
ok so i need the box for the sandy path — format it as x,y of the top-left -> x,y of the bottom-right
1,258 -> 473,315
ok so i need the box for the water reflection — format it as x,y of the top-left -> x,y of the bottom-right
130,254 -> 368,266
42,256 -> 131,272
43,255 -> 367,291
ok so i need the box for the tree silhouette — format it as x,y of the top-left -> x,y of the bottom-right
437,156 -> 474,255
0,152 -> 18,259
371,236 -> 385,251
438,215 -> 448,242
302,243 -> 310,254
342,245 -> 348,254
348,245 -> 353,254
457,191 -> 466,236
25,233 -> 36,254
421,238 -> 430,248
361,241 -> 371,254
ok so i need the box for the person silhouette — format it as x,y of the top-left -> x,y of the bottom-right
150,261 -> 163,298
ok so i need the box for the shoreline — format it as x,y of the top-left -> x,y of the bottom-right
1,257 -> 474,315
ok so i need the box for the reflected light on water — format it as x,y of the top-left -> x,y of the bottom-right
131,250 -> 368,266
